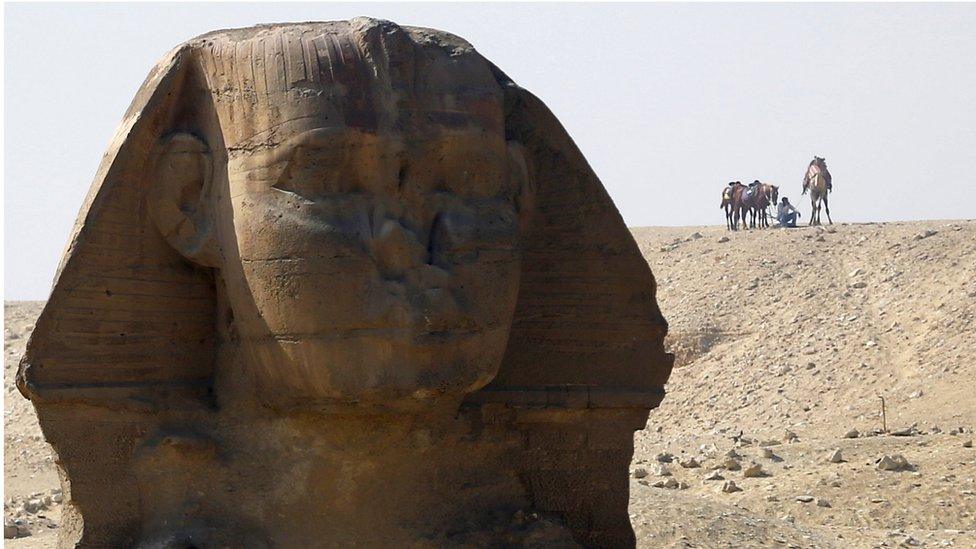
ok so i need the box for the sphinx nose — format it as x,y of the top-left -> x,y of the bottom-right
368,218 -> 427,278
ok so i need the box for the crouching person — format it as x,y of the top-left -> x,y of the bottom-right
777,197 -> 801,227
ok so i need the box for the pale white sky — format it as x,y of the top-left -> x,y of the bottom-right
5,3 -> 976,300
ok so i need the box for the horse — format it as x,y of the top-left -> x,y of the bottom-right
734,181 -> 775,230
802,156 -> 832,225
720,181 -> 744,230
753,183 -> 779,228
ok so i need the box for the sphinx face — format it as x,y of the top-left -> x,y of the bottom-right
214,90 -> 526,406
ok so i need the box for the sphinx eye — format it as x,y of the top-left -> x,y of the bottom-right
271,145 -> 361,197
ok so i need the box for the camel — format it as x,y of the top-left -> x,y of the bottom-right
802,156 -> 832,225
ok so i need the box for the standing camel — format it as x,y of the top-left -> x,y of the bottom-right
802,156 -> 832,225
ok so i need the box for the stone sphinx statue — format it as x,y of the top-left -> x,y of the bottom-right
18,18 -> 673,548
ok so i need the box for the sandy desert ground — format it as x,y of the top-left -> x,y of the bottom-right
5,220 -> 975,548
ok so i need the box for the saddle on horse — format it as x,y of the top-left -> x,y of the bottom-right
745,181 -> 761,201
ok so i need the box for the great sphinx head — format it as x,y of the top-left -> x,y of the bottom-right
18,18 -> 672,547
145,20 -> 535,410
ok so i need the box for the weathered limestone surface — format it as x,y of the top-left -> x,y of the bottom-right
18,18 -> 673,548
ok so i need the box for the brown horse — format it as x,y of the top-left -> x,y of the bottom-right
734,181 -> 776,230
720,181 -> 744,230
754,183 -> 779,228
802,156 -> 832,225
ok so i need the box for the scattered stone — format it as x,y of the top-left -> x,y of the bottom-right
4,520 -> 20,539
783,430 -> 799,443
679,457 -> 701,468
760,439 -> 782,447
704,472 -> 725,481
652,477 -> 680,490
795,495 -> 815,503
724,449 -> 741,459
742,462 -> 766,478
914,229 -> 938,240
721,480 -> 742,493
761,448 -> 774,459
633,467 -> 648,479
852,281 -> 868,289
655,452 -> 674,463
891,424 -> 920,437
877,454 -> 911,471
844,429 -> 860,439
718,236 -> 730,243
723,458 -> 742,471
816,498 -> 831,508
963,440 -> 973,448
651,463 -> 672,477
826,449 -> 844,463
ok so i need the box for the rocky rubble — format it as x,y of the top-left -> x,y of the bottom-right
630,221 -> 976,547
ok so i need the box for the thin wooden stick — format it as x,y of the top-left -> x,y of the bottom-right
879,396 -> 887,433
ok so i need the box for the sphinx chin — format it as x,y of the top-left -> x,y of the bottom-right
222,326 -> 509,411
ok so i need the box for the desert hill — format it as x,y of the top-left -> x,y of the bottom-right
5,220 -> 975,547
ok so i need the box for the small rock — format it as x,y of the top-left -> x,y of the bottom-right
914,229 -> 938,240
652,463 -> 672,477
704,472 -> 725,481
844,429 -> 860,439
796,495 -> 815,503
725,449 -> 741,459
826,449 -> 844,463
816,498 -> 831,508
633,467 -> 648,479
963,440 -> 973,448
877,454 -> 911,471
783,430 -> 799,443
723,458 -> 742,471
4,521 -> 20,539
679,457 -> 701,468
891,424 -> 920,437
721,480 -> 742,493
760,439 -> 782,447
742,462 -> 766,478
655,452 -> 674,463
852,281 -> 868,289
761,448 -> 774,459
656,478 -> 679,490
718,236 -> 730,243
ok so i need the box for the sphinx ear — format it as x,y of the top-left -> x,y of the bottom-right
147,132 -> 220,267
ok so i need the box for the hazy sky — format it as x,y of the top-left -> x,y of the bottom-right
5,3 -> 976,300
